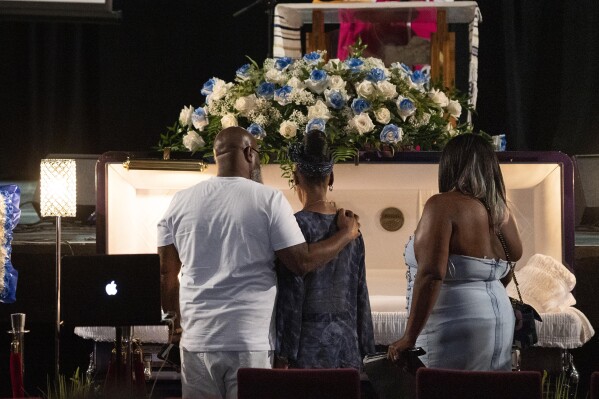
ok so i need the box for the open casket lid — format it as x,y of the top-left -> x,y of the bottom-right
96,151 -> 574,286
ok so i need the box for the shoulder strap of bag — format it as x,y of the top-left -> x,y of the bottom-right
497,230 -> 524,304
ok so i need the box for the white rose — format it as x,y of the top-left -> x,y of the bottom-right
447,122 -> 459,137
350,113 -> 375,135
178,105 -> 194,127
279,120 -> 298,139
265,68 -> 285,84
209,79 -> 232,103
376,81 -> 397,100
307,100 -> 332,121
328,75 -> 347,90
234,94 -> 257,117
356,81 -> 375,98
447,99 -> 462,119
182,131 -> 206,152
428,89 -> 450,107
220,113 -> 238,129
374,108 -> 391,124
286,76 -> 305,89
365,57 -> 386,70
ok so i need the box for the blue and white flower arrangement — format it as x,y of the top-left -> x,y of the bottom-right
159,47 -> 472,165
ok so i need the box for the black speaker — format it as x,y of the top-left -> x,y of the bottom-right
32,154 -> 99,224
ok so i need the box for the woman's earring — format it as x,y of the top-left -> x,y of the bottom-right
328,184 -> 333,192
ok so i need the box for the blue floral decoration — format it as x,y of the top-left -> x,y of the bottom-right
366,68 -> 387,82
345,57 -> 364,72
0,184 -> 20,304
274,57 -> 293,71
274,86 -> 293,106
380,124 -> 402,144
351,98 -> 371,115
247,123 -> 267,139
256,82 -> 276,99
325,90 -> 346,110
306,118 -> 326,133
201,78 -> 216,96
303,51 -> 322,64
236,64 -> 251,80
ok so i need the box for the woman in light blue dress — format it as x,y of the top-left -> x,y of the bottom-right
387,134 -> 522,370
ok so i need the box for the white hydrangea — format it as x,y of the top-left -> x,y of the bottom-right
350,113 -> 375,135
234,94 -> 257,117
182,131 -> 206,152
374,107 -> 391,124
429,89 -> 450,107
446,99 -> 462,119
356,81 -> 375,98
179,105 -> 194,127
307,100 -> 332,121
220,113 -> 238,129
279,120 -> 298,138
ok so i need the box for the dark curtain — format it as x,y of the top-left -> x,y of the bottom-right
475,0 -> 599,153
1,0 -> 598,181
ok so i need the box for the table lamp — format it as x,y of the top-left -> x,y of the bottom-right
40,158 -> 76,378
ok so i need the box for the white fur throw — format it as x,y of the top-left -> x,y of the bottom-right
506,254 -> 576,313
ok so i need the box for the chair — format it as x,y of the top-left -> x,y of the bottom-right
237,368 -> 361,399
416,368 -> 543,399
591,371 -> 599,399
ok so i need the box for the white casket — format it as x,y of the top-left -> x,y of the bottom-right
80,150 -> 592,351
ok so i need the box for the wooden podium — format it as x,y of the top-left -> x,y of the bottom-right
273,2 -> 478,88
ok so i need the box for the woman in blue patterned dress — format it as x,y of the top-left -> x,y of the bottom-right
275,130 -> 375,369
387,134 -> 523,370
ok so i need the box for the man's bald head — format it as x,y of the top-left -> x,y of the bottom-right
213,126 -> 255,157
213,126 -> 262,183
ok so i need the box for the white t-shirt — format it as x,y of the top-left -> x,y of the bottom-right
157,176 -> 305,352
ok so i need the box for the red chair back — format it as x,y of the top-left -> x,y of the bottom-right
237,368 -> 361,399
416,368 -> 542,399
591,371 -> 599,399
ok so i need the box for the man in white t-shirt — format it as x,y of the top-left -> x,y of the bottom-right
158,126 -> 360,399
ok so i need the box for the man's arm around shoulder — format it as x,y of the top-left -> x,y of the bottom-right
275,208 -> 360,276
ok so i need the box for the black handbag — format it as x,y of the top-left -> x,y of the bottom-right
497,232 -> 543,350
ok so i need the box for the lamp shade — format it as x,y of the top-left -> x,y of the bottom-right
40,159 -> 77,217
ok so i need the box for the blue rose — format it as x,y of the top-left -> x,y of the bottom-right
305,69 -> 328,94
309,69 -> 328,83
325,90 -> 346,110
274,57 -> 293,71
399,63 -> 412,74
306,118 -> 326,133
201,78 -> 216,96
345,57 -> 364,72
366,68 -> 386,82
236,64 -> 251,80
255,81 -> 275,99
380,124 -> 402,144
351,98 -> 371,115
247,123 -> 267,139
397,98 -> 416,121
410,69 -> 429,86
303,51 -> 321,64
274,85 -> 293,106
191,107 -> 209,130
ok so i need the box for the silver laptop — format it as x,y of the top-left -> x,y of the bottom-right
60,254 -> 162,326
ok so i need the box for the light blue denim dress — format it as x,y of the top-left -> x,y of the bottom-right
405,236 -> 515,370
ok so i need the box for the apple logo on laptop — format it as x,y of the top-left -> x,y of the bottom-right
105,281 -> 118,296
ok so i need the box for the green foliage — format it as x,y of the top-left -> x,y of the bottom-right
41,368 -> 100,399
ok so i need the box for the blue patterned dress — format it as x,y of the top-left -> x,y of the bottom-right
405,236 -> 515,370
276,211 -> 375,369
